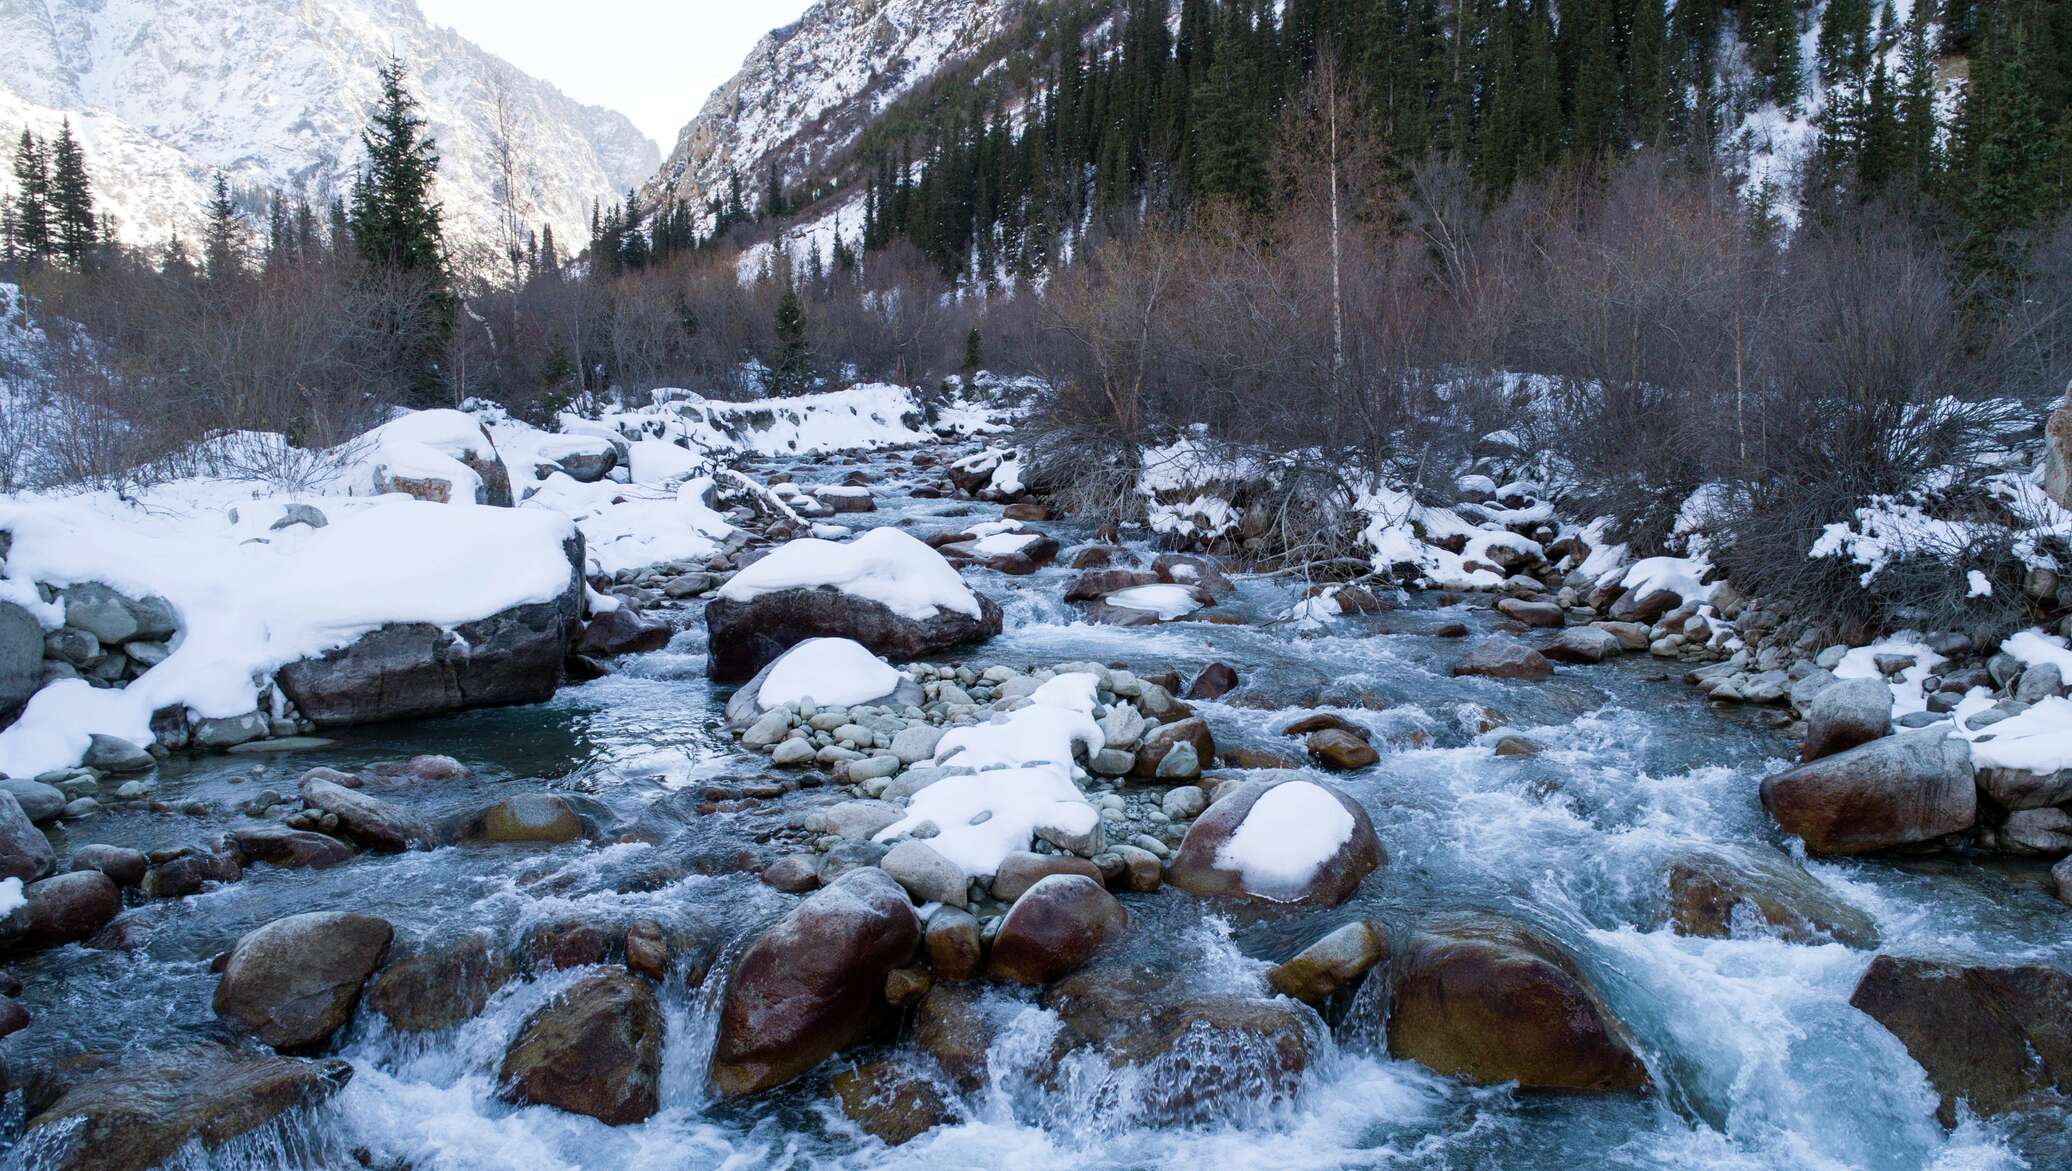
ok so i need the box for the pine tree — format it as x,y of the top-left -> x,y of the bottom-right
349,55 -> 448,279
203,174 -> 245,282
1949,17 -> 2058,288
1896,0 -> 1941,192
770,282 -> 810,395
47,120 -> 95,270
961,326 -> 983,377
1819,0 -> 1874,83
9,130 -> 51,269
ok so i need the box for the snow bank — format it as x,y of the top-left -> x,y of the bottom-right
599,384 -> 936,459
930,673 -> 1104,773
1213,781 -> 1356,900
523,474 -> 734,577
1834,639 -> 1946,717
757,638 -> 906,709
717,528 -> 980,620
1960,696 -> 2072,776
0,488 -> 576,775
354,409 -> 498,500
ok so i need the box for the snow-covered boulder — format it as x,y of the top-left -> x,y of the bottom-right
361,410 -> 514,507
704,528 -> 1002,682
723,638 -> 923,729
1166,773 -> 1384,906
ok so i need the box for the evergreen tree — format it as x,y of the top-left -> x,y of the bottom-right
349,55 -> 448,279
47,120 -> 95,270
1948,17 -> 2059,288
1896,0 -> 1941,192
1819,0 -> 1874,83
769,282 -> 810,395
203,174 -> 245,282
961,326 -> 983,377
9,130 -> 51,269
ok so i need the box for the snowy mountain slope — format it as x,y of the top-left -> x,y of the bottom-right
0,0 -> 660,260
642,0 -> 1039,221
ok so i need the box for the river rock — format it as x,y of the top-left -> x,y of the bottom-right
68,843 -> 147,886
924,908 -> 983,980
276,531 -> 582,725
1063,568 -> 1159,603
213,911 -> 394,1051
1387,913 -> 1647,1092
1166,773 -> 1383,905
299,776 -> 431,852
1305,728 -> 1379,770
990,851 -> 1102,902
366,930 -> 513,1032
499,969 -> 664,1124
230,825 -> 355,870
0,778 -> 60,825
60,583 -> 142,644
2054,854 -> 2072,905
1758,730 -> 1976,855
914,981 -> 998,1091
704,583 -> 1003,684
1975,763 -> 2072,811
0,791 -> 53,881
1801,677 -> 1893,762
1267,919 -> 1391,1004
1496,597 -> 1564,628
1664,845 -> 1879,947
1542,626 -> 1622,664
464,793 -> 588,844
1849,954 -> 2072,1123
577,606 -> 672,657
0,601 -> 43,717
986,874 -> 1127,985
1451,639 -> 1554,681
1134,717 -> 1214,778
832,1060 -> 955,1145
1183,662 -> 1239,700
881,839 -> 968,908
709,867 -> 921,1096
18,871 -> 120,948
21,1043 -> 353,1171
81,734 -> 153,773
139,849 -> 240,899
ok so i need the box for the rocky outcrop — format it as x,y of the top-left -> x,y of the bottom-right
1166,774 -> 1384,906
704,587 -> 1003,683
1759,731 -> 1976,855
499,970 -> 664,1124
276,532 -> 584,726
709,867 -> 921,1096
20,1044 -> 353,1171
213,911 -> 393,1051
1386,914 -> 1647,1093
1849,954 -> 2072,1124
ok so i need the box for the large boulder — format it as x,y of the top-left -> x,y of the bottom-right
1849,954 -> 2072,1124
0,600 -> 43,719
20,1044 -> 353,1171
705,586 -> 1003,684
366,930 -> 512,1032
299,776 -> 431,852
2045,383 -> 2072,509
1801,677 -> 1893,762
0,790 -> 54,881
1664,845 -> 1879,947
1387,913 -> 1647,1092
987,874 -> 1128,985
1758,730 -> 1976,855
17,871 -> 121,948
499,969 -> 664,1124
708,867 -> 921,1096
213,911 -> 394,1051
276,532 -> 583,726
1451,639 -> 1554,681
576,606 -> 672,657
1166,773 -> 1383,906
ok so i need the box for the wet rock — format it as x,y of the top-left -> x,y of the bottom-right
464,793 -> 588,844
709,867 -> 921,1096
1387,913 -> 1647,1092
924,908 -> 983,980
1281,712 -> 1364,737
1849,954 -> 2072,1123
624,919 -> 669,980
0,601 -> 43,717
276,533 -> 583,725
990,851 -> 1103,902
213,911 -> 394,1051
761,854 -> 821,892
986,874 -> 1127,986
1063,568 -> 1159,603
0,778 -> 65,823
1801,677 -> 1893,762
577,606 -> 672,657
17,871 -> 120,948
1496,597 -> 1564,628
2054,855 -> 2071,906
1267,919 -> 1391,1004
1758,730 -> 1976,855
807,799 -> 903,840
1305,728 -> 1379,771
881,839 -> 968,908
1041,961 -> 1316,1124
1541,626 -> 1622,664
704,585 -> 1003,683
1152,553 -> 1235,596
1664,845 -> 1879,947
1133,717 -> 1214,779
139,850 -> 240,899
21,1043 -> 353,1171
1492,735 -> 1539,757
0,996 -> 26,1038
67,844 -> 147,887
914,981 -> 997,1091
1166,773 -> 1383,906
193,712 -> 269,749
0,791 -> 54,881
832,1060 -> 954,1145
1183,662 -> 1239,700
81,734 -> 153,773
299,776 -> 431,852
230,825 -> 355,870
366,930 -> 513,1032
1451,639 -> 1554,681
499,969 -> 664,1124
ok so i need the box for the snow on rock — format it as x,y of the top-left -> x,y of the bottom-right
0,488 -> 578,776
874,764 -> 1099,879
1958,696 -> 2072,777
1357,484 -> 1541,590
1617,556 -> 1715,610
602,385 -> 935,461
1212,780 -> 1357,900
1834,639 -> 1946,718
756,638 -> 906,710
928,673 -> 1104,774
2003,630 -> 2072,677
0,876 -> 22,918
356,410 -> 506,505
524,474 -> 735,578
1100,584 -> 1205,622
717,528 -> 980,621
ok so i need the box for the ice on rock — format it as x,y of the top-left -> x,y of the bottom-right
1101,584 -> 1204,621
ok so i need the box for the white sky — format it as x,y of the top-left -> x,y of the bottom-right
416,0 -> 816,150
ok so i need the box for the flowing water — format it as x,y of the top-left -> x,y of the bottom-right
3,444 -> 2067,1171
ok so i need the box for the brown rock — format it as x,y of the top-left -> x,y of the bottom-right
464,793 -> 588,844
1849,954 -> 2072,1124
832,1061 -> 955,1145
231,825 -> 354,870
213,912 -> 393,1051
499,970 -> 664,1124
1664,845 -> 1879,947
625,919 -> 669,980
1281,712 -> 1365,737
1267,920 -> 1390,1004
18,871 -> 120,948
989,851 -> 1103,902
1496,597 -> 1565,628
1133,716 -> 1214,778
1183,662 -> 1239,700
1063,568 -> 1159,604
924,908 -> 983,980
366,930 -> 513,1032
67,844 -> 148,887
1758,730 -> 1976,855
986,874 -> 1127,985
299,776 -> 431,852
1305,728 -> 1379,771
915,981 -> 998,1091
1166,773 -> 1384,906
1451,639 -> 1554,681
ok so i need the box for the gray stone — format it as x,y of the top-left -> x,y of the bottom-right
61,583 -> 140,645
806,799 -> 903,840
0,777 -> 65,823
2015,662 -> 2064,704
1161,785 -> 1208,820
880,839 -> 967,908
44,626 -> 100,666
82,734 -> 154,773
847,754 -> 902,783
1759,731 -> 1976,855
740,710 -> 792,748
270,503 -> 330,530
1802,677 -> 1893,762
771,738 -> 816,767
193,712 -> 270,749
891,724 -> 944,764
0,601 -> 43,716
1154,741 -> 1201,780
214,911 -> 393,1050
1268,920 -> 1390,1004
1089,748 -> 1135,777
